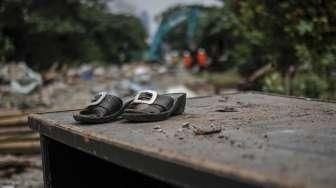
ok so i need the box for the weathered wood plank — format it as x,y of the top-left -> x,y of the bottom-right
0,116 -> 27,127
29,92 -> 336,188
0,141 -> 40,154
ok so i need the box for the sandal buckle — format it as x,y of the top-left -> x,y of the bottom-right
133,90 -> 158,104
89,92 -> 107,106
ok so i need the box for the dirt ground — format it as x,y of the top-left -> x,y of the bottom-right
0,155 -> 42,188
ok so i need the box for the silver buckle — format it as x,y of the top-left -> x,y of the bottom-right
89,91 -> 107,106
133,90 -> 158,104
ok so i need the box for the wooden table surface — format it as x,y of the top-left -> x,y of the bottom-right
29,93 -> 336,188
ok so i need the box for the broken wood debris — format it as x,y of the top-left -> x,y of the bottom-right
193,126 -> 222,135
182,122 -> 190,128
0,117 -> 27,127
182,123 -> 222,135
153,125 -> 165,133
0,155 -> 41,178
0,111 -> 40,154
0,141 -> 40,155
215,106 -> 238,112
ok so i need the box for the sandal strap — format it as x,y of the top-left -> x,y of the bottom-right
125,95 -> 173,114
96,95 -> 122,113
83,94 -> 122,117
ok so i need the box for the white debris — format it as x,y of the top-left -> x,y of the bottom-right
165,85 -> 197,98
2,63 -> 43,94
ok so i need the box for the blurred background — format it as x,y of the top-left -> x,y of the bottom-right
0,0 -> 335,187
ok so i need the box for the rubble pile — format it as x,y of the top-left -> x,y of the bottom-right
0,62 -> 215,112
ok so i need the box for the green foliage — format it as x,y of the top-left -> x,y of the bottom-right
0,0 -> 147,70
162,0 -> 336,99
262,72 -> 286,94
200,69 -> 241,88
230,0 -> 336,99
292,72 -> 329,99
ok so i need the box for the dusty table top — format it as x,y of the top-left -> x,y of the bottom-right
29,92 -> 336,188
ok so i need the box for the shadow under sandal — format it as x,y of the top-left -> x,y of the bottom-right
122,90 -> 186,122
73,92 -> 123,124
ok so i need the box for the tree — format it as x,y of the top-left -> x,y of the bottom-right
0,0 -> 147,70
228,0 -> 336,98
171,0 -> 336,99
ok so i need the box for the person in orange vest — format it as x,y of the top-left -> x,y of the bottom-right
183,51 -> 193,69
196,48 -> 208,71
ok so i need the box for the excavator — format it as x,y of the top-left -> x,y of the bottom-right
148,8 -> 200,62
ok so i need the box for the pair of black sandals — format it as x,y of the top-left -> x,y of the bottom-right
73,90 -> 186,124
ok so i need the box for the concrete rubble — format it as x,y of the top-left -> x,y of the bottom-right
0,63 -> 42,95
0,63 -> 217,111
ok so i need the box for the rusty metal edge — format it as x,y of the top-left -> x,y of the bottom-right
28,113 -> 303,188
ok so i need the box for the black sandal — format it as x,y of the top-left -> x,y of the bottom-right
73,92 -> 126,124
122,90 -> 186,122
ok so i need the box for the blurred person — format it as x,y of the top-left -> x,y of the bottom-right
183,51 -> 193,69
196,48 -> 208,71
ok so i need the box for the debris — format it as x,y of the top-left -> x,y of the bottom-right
218,134 -> 225,139
66,68 -> 78,77
191,124 -> 222,135
218,96 -> 228,103
247,63 -> 273,83
0,156 -> 32,169
237,102 -> 257,108
0,116 -> 27,128
1,185 -> 14,188
0,155 -> 41,179
215,106 -> 238,112
153,125 -> 165,133
290,113 -> 310,118
0,63 -> 43,94
182,122 -> 190,128
133,65 -> 151,83
174,133 -> 184,140
0,112 -> 39,155
237,143 -> 244,148
165,85 -> 197,98
43,65 -> 60,85
184,122 -> 222,135
0,141 -> 40,155
0,154 -> 42,187
157,66 -> 167,74
242,153 -> 255,160
93,67 -> 105,77
114,78 -> 155,97
323,109 -> 336,115
77,65 -> 94,80
159,129 -> 166,134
